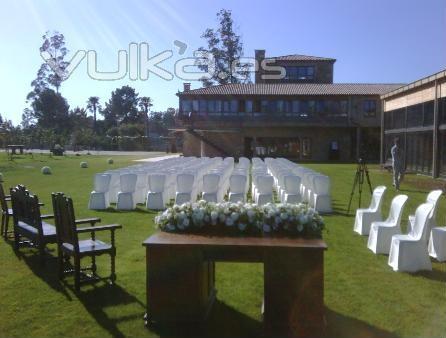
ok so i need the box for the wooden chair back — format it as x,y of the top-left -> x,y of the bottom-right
51,193 -> 79,252
0,183 -> 8,212
10,185 -> 43,233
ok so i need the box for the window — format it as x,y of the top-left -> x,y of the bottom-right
302,138 -> 312,159
230,100 -> 238,114
261,100 -> 269,113
181,99 -> 191,113
363,100 -> 377,117
246,100 -> 253,113
215,100 -> 222,113
192,100 -> 199,112
199,100 -> 207,115
340,100 -> 348,115
423,100 -> 434,126
208,100 -> 216,115
285,66 -> 315,80
292,100 -> 300,114
222,100 -> 230,114
407,103 -> 422,127
277,100 -> 285,113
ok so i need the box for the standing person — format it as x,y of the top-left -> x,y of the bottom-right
391,137 -> 405,190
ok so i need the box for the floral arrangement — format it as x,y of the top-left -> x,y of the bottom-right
155,200 -> 324,238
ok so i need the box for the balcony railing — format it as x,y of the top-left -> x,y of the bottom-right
176,111 -> 349,127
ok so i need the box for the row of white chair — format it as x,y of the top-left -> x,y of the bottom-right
354,187 -> 445,272
265,157 -> 332,213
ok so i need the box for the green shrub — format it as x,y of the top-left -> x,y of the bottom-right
108,158 -> 114,164
41,166 -> 52,175
80,162 -> 88,168
0,173 -> 3,182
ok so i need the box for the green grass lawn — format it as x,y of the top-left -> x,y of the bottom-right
0,153 -> 445,338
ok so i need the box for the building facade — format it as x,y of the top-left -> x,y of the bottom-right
176,50 -> 403,161
381,70 -> 446,178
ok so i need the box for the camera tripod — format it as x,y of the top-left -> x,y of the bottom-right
347,159 -> 373,215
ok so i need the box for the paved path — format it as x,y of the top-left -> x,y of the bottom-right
3,149 -> 176,157
134,154 -> 181,162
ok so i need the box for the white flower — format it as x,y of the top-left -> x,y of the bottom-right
238,223 -> 247,231
231,212 -> 239,221
225,218 -> 234,226
297,224 -> 304,232
280,212 -> 288,220
183,219 -> 190,228
263,224 -> 271,232
219,213 -> 226,223
247,209 -> 255,218
211,211 -> 218,221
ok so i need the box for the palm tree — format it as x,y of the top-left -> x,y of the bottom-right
138,97 -> 153,143
86,96 -> 101,131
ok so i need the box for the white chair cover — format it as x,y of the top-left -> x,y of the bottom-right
353,186 -> 387,235
408,190 -> 443,237
117,173 -> 137,210
367,194 -> 408,254
428,227 -> 446,262
388,203 -> 434,272
88,173 -> 111,210
146,174 -> 167,210
312,175 -> 332,213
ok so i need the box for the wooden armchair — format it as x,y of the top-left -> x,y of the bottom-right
0,183 -> 13,238
51,193 -> 122,291
10,185 -> 57,264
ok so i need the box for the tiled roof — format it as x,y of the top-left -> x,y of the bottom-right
265,54 -> 336,62
178,83 -> 405,96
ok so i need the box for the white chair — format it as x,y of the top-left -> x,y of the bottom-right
388,203 -> 434,272
116,173 -> 137,210
88,174 -> 111,210
146,174 -> 167,210
255,175 -> 274,206
408,190 -> 442,237
228,174 -> 247,203
428,227 -> 446,262
202,173 -> 220,203
312,175 -> 332,213
367,194 -> 408,254
353,186 -> 387,236
175,173 -> 196,205
282,175 -> 302,204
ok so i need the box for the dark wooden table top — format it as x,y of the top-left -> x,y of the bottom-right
143,231 -> 327,250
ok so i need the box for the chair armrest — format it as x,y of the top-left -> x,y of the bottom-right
77,224 -> 122,234
75,217 -> 101,226
40,214 -> 54,219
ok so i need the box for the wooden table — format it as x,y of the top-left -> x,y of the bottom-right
6,144 -> 24,155
143,232 -> 327,338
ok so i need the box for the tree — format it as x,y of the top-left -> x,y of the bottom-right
101,86 -> 140,127
69,106 -> 91,130
86,96 -> 101,131
197,9 -> 249,87
27,31 -> 69,101
31,88 -> 70,131
138,96 -> 153,139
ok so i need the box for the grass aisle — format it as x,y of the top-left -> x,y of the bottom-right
0,154 -> 445,337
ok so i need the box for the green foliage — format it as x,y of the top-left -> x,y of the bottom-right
198,9 -> 250,87
80,161 -> 88,168
41,166 -> 52,175
30,88 -> 70,131
0,172 -> 3,182
101,86 -> 140,128
107,158 -> 114,164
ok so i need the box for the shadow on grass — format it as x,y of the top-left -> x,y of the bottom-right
414,268 -> 446,282
148,304 -> 398,338
148,300 -> 262,338
8,241 -> 73,301
75,284 -> 146,338
325,307 -> 398,338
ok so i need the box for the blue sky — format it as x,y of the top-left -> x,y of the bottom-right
1,0 -> 445,125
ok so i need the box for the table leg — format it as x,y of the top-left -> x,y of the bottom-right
146,246 -> 215,324
264,248 -> 325,338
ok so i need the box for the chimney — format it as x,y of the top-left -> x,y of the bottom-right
254,49 -> 266,84
183,82 -> 191,92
